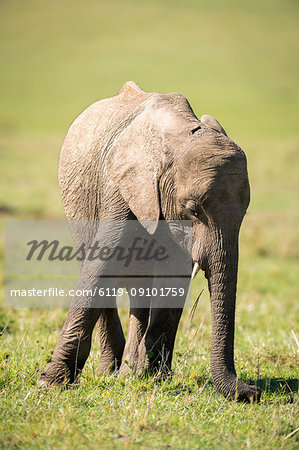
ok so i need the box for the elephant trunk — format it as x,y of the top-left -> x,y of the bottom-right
205,229 -> 260,401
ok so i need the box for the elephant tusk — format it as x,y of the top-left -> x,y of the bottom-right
191,262 -> 200,280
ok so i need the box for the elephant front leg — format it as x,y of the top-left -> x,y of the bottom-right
118,279 -> 152,376
119,307 -> 150,376
137,307 -> 183,377
96,301 -> 126,375
38,307 -> 101,388
119,278 -> 152,376
137,278 -> 189,377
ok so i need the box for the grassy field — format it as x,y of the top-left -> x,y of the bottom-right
0,0 -> 298,448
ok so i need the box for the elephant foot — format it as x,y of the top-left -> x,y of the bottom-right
118,354 -> 139,377
118,330 -> 174,379
118,360 -> 171,381
97,353 -> 122,376
119,349 -> 172,380
137,337 -> 172,376
37,361 -> 78,389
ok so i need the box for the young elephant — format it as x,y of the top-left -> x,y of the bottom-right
38,81 -> 260,402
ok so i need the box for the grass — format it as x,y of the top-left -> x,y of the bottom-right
0,0 -> 298,448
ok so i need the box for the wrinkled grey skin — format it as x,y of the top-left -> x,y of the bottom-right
38,81 -> 260,402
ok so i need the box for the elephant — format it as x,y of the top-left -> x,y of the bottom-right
37,81 -> 260,402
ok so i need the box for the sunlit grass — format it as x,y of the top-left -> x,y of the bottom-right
0,0 -> 298,447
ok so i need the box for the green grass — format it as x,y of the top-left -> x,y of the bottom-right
0,0 -> 298,448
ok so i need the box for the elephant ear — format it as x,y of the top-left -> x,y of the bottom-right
200,115 -> 227,136
118,80 -> 145,98
106,113 -> 161,234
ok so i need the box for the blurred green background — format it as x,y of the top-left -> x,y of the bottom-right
0,0 -> 298,136
0,0 -> 298,218
0,0 -> 298,448
0,0 -> 298,219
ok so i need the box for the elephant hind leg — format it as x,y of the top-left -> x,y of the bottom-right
38,307 -> 101,388
38,299 -> 126,387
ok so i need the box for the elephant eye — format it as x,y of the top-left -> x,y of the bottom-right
186,204 -> 201,219
181,200 -> 207,222
191,125 -> 202,134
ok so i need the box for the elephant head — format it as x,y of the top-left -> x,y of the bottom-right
107,83 -> 260,401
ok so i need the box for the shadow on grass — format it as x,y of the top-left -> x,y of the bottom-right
195,376 -> 298,401
255,377 -> 298,394
242,377 -> 298,403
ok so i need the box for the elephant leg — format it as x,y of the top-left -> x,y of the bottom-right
37,270 -> 115,387
119,280 -> 152,376
38,306 -> 101,387
137,278 -> 189,376
96,298 -> 126,375
119,307 -> 150,376
138,307 -> 183,376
